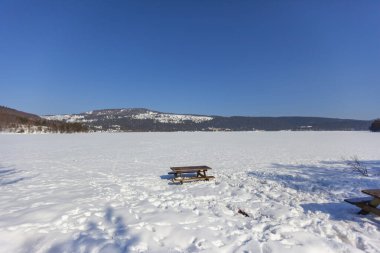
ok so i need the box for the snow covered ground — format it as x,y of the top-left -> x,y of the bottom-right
0,132 -> 379,253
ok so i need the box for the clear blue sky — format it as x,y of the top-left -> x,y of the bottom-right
0,1 -> 379,119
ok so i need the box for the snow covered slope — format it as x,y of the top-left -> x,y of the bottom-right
42,108 -> 371,132
0,132 -> 379,252
0,106 -> 88,133
43,108 -> 213,125
130,110 -> 213,123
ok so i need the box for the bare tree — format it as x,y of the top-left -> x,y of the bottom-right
345,155 -> 368,177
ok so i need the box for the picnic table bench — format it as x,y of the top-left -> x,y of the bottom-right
169,165 -> 214,184
344,189 -> 380,216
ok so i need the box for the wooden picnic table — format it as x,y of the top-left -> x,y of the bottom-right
169,165 -> 214,184
345,189 -> 380,216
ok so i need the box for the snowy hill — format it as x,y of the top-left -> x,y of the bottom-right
44,108 -> 213,125
43,108 -> 371,132
0,106 -> 88,133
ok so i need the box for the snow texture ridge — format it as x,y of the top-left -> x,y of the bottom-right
0,132 -> 379,253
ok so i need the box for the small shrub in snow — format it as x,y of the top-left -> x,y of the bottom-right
345,156 -> 368,177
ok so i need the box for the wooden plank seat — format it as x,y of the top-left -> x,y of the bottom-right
344,197 -> 373,206
344,189 -> 380,216
362,189 -> 380,199
172,176 -> 215,184
169,165 -> 214,184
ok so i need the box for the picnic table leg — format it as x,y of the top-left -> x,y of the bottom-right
201,170 -> 210,180
172,173 -> 181,183
171,173 -> 177,183
358,198 -> 380,215
197,170 -> 206,178
179,173 -> 183,184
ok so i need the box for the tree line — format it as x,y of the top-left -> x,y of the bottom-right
0,109 -> 88,133
370,119 -> 380,132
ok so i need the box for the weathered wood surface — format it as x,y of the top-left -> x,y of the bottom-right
170,166 -> 211,173
168,165 -> 214,184
173,176 -> 215,184
345,189 -> 380,216
362,189 -> 380,199
344,197 -> 373,205
355,201 -> 380,216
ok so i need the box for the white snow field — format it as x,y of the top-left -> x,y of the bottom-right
0,132 -> 379,253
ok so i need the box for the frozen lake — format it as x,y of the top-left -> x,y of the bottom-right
0,132 -> 379,253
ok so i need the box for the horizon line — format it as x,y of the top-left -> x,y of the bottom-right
39,107 -> 375,121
